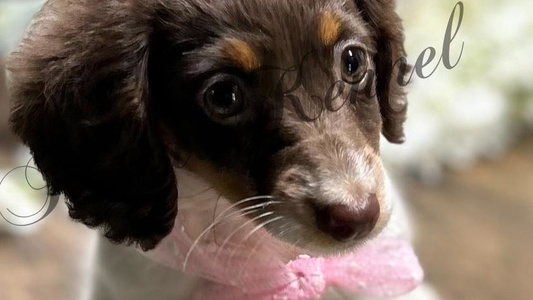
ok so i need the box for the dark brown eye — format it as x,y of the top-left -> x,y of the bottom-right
203,77 -> 246,119
341,47 -> 368,84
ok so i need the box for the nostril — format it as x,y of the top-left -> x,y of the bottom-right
314,194 -> 380,241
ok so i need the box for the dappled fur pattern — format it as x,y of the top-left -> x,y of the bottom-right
7,0 -> 409,251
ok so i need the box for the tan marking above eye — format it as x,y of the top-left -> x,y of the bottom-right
320,12 -> 342,47
222,39 -> 261,72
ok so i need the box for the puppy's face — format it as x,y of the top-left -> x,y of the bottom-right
8,0 -> 408,253
152,0 -> 406,254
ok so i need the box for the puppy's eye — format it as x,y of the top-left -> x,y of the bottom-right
341,47 -> 368,84
203,76 -> 246,119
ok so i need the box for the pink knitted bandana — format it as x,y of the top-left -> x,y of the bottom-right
140,195 -> 423,300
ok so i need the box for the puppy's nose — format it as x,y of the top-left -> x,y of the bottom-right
314,194 -> 380,241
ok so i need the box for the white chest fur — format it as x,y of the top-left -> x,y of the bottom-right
83,169 -> 423,300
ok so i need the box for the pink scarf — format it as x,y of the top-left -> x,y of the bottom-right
140,194 -> 423,300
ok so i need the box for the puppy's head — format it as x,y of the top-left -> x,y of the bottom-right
8,0 -> 408,254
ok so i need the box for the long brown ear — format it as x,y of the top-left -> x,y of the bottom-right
7,1 -> 177,251
356,0 -> 409,143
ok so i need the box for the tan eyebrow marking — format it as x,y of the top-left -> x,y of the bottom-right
320,12 -> 342,47
222,39 -> 261,72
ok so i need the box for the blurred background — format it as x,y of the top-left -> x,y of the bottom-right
0,0 -> 532,300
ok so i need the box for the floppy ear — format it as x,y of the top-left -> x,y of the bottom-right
356,0 -> 409,143
7,1 -> 177,251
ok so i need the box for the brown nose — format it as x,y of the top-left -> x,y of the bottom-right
314,194 -> 380,241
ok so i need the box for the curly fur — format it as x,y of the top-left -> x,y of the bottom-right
7,0 -> 177,251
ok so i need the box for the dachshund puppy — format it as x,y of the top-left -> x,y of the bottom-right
7,0 -> 436,299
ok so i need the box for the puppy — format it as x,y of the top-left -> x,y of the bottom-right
7,0 -> 435,299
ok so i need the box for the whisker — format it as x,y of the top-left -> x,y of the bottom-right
275,223 -> 293,237
228,215 -> 285,268
212,195 -> 223,244
212,204 -> 281,247
210,195 -> 275,221
212,211 -> 275,263
182,196 -> 277,270
238,220 -> 295,269
210,200 -> 284,244
225,195 -> 275,210
213,200 -> 282,226
242,215 -> 285,243
201,200 -> 282,247
183,206 -> 266,270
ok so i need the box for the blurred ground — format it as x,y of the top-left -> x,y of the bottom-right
0,136 -> 531,300
408,134 -> 533,300
0,205 -> 92,300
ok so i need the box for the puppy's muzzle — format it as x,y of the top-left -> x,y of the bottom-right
270,133 -> 387,252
